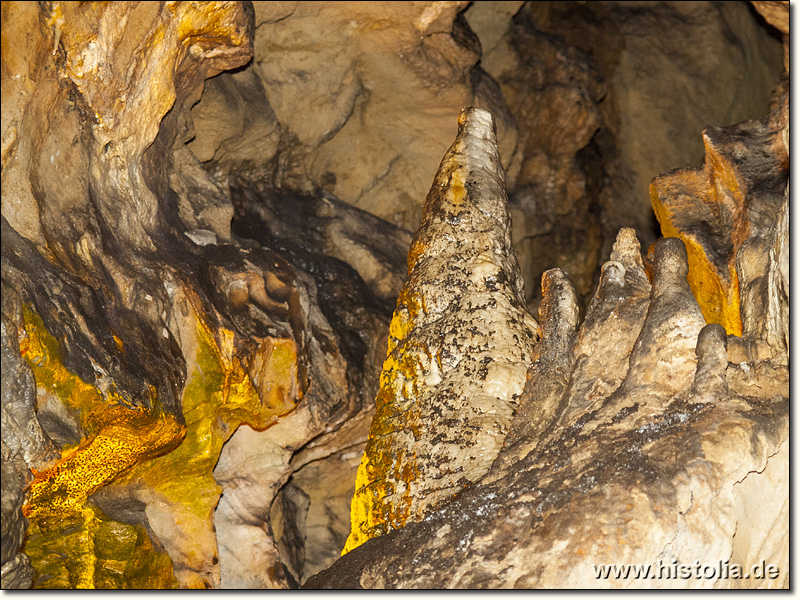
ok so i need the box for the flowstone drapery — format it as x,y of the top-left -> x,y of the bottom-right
1,0 -> 788,590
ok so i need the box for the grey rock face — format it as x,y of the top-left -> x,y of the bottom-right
0,310 -> 56,590
1,442 -> 32,589
0,314 -> 54,467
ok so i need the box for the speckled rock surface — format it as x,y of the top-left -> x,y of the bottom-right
306,106 -> 789,589
307,230 -> 788,589
344,108 -> 539,553
1,1 -> 395,589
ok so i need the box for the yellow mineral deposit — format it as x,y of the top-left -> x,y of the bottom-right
651,193 -> 742,335
21,307 -> 185,520
104,302 -> 299,587
20,300 -> 300,588
24,502 -> 177,589
20,307 -> 183,588
650,133 -> 747,336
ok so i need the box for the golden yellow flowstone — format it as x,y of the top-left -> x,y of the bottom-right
20,301 -> 299,588
20,307 -> 183,588
341,273 -> 434,553
21,307 -> 185,516
650,133 -> 747,336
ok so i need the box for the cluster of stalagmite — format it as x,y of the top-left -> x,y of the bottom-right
0,0 -> 789,591
312,95 -> 789,589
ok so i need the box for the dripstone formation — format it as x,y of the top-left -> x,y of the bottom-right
309,105 -> 789,588
344,108 -> 539,553
1,0 -> 788,590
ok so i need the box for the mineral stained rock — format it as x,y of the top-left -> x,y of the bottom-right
2,0 -> 394,589
0,0 -> 788,591
650,94 -> 788,337
343,108 -> 539,553
306,107 -> 788,589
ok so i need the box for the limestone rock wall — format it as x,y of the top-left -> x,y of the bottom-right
1,0 -> 395,589
186,1 -> 784,314
0,0 -> 788,590
496,1 -> 784,296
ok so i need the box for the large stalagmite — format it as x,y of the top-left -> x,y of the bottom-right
344,108 -> 539,553
306,97 -> 789,590
0,0 -> 789,590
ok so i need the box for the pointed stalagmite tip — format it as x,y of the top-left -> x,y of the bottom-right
457,106 -> 497,136
343,106 -> 538,554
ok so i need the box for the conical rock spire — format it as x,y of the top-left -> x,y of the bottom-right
344,107 -> 539,553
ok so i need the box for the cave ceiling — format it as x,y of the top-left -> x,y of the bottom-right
0,0 -> 789,590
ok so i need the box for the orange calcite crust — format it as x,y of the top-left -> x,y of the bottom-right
650,132 -> 747,336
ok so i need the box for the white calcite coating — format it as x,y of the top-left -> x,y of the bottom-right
345,107 -> 539,551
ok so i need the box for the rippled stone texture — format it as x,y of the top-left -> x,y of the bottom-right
189,1 -> 517,233
344,108 -> 539,553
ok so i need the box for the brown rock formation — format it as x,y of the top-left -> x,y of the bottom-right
1,0 -> 788,590
650,95 -> 788,337
750,1 -> 789,72
522,1 -> 784,265
308,120 -> 789,590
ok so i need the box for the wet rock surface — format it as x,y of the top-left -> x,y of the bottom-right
1,0 -> 788,590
